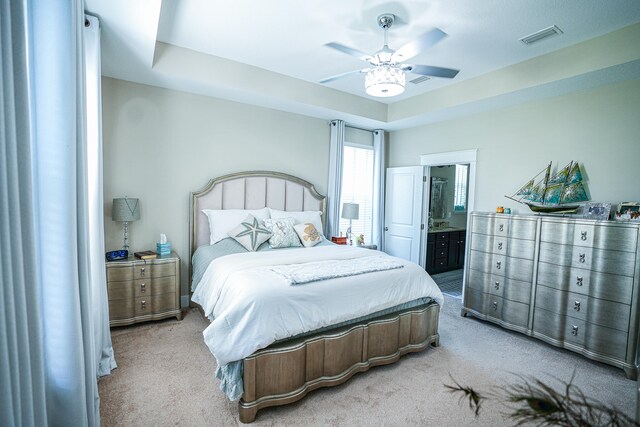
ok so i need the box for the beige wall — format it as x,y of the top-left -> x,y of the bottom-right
388,78 -> 640,214
102,78 -> 330,300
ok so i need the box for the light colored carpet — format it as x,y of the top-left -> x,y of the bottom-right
99,296 -> 636,426
430,269 -> 463,298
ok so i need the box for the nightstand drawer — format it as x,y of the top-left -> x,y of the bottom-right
107,260 -> 176,282
108,298 -> 134,321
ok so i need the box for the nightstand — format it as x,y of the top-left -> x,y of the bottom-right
106,252 -> 182,327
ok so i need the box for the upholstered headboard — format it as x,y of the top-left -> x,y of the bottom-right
189,171 -> 326,259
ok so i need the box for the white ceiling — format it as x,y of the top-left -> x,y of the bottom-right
86,0 -> 640,129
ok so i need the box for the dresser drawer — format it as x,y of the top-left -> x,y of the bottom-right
471,215 -> 537,240
535,285 -> 630,332
151,292 -> 178,314
132,275 -> 177,297
536,262 -> 633,304
471,233 -> 535,259
468,250 -> 534,282
107,280 -> 135,301
466,289 -> 529,328
533,308 -> 627,360
538,242 -> 636,277
541,220 -> 638,252
467,269 -> 531,304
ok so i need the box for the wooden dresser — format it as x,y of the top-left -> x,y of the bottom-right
462,212 -> 640,378
106,253 -> 182,327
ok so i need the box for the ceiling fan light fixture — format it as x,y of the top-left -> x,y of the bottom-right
365,65 -> 405,97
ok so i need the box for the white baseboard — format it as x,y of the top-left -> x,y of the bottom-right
181,295 -> 190,308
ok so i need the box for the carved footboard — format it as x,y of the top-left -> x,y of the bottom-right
239,302 -> 440,423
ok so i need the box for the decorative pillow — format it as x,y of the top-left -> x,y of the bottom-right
263,217 -> 302,249
227,214 -> 272,252
269,209 -> 324,239
203,207 -> 270,245
293,222 -> 322,248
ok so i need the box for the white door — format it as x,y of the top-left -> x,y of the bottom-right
384,166 -> 425,265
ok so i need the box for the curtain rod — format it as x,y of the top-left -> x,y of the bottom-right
329,121 -> 382,134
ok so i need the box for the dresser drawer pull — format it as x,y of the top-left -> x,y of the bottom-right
496,261 -> 502,270
497,242 -> 503,250
140,267 -> 146,277
492,301 -> 498,310
494,281 -> 500,290
140,283 -> 146,293
574,301 -> 581,312
576,276 -> 583,286
141,300 -> 146,310
571,325 -> 579,336
580,231 -> 587,241
498,224 -> 504,232
578,253 -> 585,263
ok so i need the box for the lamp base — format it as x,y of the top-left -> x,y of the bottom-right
123,221 -> 130,251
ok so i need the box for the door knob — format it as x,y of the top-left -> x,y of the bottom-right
384,227 -> 388,231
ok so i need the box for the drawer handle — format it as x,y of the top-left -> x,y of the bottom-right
496,261 -> 502,270
141,300 -> 146,310
580,231 -> 587,241
576,276 -> 583,286
494,281 -> 500,290
499,224 -> 504,232
571,325 -> 579,336
578,253 -> 585,263
574,301 -> 581,312
140,267 -> 146,277
140,283 -> 146,293
497,242 -> 503,250
492,301 -> 498,310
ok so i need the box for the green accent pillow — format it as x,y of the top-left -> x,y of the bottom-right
227,214 -> 272,252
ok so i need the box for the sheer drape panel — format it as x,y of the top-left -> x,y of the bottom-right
85,13 -> 116,379
327,120 -> 345,237
0,2 -> 48,426
372,130 -> 386,249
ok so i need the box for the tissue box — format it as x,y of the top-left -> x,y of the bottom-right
156,243 -> 171,255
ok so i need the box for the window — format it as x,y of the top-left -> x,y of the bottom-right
339,145 -> 374,243
454,164 -> 468,212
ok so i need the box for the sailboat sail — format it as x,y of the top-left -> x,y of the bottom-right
506,160 -> 589,213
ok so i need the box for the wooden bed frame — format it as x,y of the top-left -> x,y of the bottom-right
189,171 -> 441,423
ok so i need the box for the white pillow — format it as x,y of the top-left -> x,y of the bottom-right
263,217 -> 302,249
269,209 -> 324,238
293,222 -> 322,248
203,207 -> 270,245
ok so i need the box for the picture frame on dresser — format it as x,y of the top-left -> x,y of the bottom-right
582,202 -> 611,221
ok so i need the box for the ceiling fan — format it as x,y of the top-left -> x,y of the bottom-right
319,14 -> 459,97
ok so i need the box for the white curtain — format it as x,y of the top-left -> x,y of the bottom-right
372,130 -> 386,249
326,120 -> 345,237
1,2 -> 114,426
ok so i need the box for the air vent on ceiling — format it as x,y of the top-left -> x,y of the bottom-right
409,75 -> 431,85
519,25 -> 563,46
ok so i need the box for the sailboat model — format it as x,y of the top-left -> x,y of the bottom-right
506,161 -> 589,213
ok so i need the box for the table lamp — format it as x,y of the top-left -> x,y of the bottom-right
112,197 -> 140,251
341,202 -> 359,245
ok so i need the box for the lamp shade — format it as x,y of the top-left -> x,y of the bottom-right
112,197 -> 140,222
365,65 -> 405,97
341,202 -> 359,220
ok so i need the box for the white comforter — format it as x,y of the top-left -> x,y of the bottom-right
191,245 -> 444,366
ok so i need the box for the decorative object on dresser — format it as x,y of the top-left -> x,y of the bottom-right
462,212 -> 640,379
106,252 -> 182,327
616,202 -> 640,222
582,202 -> 611,220
331,236 -> 348,244
505,161 -> 589,214
112,197 -> 140,251
341,202 -> 359,245
134,250 -> 157,260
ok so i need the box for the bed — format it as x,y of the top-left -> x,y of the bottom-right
189,171 -> 443,423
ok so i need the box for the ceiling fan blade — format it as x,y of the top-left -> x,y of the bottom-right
319,69 -> 367,84
404,64 -> 459,79
392,28 -> 447,62
325,42 -> 373,62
